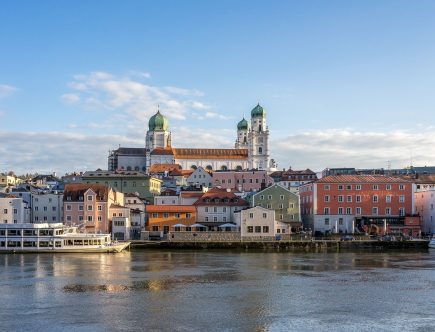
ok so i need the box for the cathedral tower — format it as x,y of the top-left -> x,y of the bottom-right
248,103 -> 269,170
235,117 -> 249,149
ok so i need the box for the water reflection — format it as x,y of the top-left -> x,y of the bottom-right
0,250 -> 435,331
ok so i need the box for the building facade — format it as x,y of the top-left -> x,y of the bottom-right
108,103 -> 272,172
300,175 -> 416,235
239,206 -> 289,239
212,170 -> 273,192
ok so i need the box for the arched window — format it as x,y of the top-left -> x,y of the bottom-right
134,166 -> 140,171
191,165 -> 197,170
206,165 -> 213,171
236,165 -> 243,171
126,166 -> 132,171
221,165 -> 228,171
259,147 -> 263,154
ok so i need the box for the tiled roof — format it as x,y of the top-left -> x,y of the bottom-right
63,184 -> 110,201
115,147 -> 146,155
83,170 -> 148,178
110,204 -> 127,209
180,192 -> 203,198
173,148 -> 248,160
317,175 -> 412,184
146,205 -> 196,213
149,163 -> 181,173
194,187 -> 248,206
150,148 -> 174,155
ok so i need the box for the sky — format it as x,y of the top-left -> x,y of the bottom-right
1,0 -> 435,175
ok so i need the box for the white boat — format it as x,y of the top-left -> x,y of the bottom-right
0,223 -> 130,253
429,236 -> 435,249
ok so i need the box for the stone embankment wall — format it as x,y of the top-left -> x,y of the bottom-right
168,231 -> 240,242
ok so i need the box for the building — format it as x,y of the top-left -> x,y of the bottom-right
193,187 -> 249,228
239,206 -> 290,239
108,103 -> 272,172
0,194 -> 30,224
82,170 -> 162,201
212,170 -> 273,192
251,184 -> 301,232
270,168 -> 317,193
63,184 -> 125,233
154,189 -> 180,205
187,166 -> 212,188
146,205 -> 197,234
300,175 -> 417,235
0,173 -> 21,188
31,191 -> 63,223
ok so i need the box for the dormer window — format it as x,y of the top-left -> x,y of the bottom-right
79,196 -> 83,201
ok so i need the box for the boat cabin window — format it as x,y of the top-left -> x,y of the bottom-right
23,241 -> 37,247
55,241 -> 62,247
7,230 -> 21,236
23,230 -> 37,236
7,241 -> 21,247
39,229 -> 54,236
0,241 -> 5,247
39,241 -> 50,247
0,230 -> 5,236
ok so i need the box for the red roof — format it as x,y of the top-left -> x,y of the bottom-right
317,175 -> 412,184
146,205 -> 196,213
64,184 -> 110,201
150,148 -> 174,156
194,187 -> 248,206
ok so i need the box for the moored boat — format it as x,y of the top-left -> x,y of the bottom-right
429,236 -> 435,249
0,223 -> 130,253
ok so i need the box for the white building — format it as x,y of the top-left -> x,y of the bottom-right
31,192 -> 64,223
0,195 -> 30,224
186,166 -> 212,187
108,103 -> 272,172
415,190 -> 435,234
239,206 -> 289,239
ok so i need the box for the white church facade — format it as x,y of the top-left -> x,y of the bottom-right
108,103 -> 272,172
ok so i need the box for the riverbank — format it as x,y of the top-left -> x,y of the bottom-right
130,239 -> 430,251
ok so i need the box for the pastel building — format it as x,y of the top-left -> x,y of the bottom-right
0,194 -> 30,224
146,205 -> 197,234
212,170 -> 273,192
31,192 -> 63,223
414,190 -> 435,234
251,184 -> 301,232
300,175 -> 418,235
270,168 -> 317,193
63,184 -> 125,234
239,206 -> 290,240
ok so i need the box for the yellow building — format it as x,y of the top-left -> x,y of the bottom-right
0,173 -> 22,188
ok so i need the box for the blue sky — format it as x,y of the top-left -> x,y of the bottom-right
1,0 -> 435,174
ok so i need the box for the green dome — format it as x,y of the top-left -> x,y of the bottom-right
148,110 -> 169,131
237,118 -> 249,130
251,103 -> 266,117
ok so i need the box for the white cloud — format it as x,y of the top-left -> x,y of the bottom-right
62,71 -> 209,123
61,93 -> 80,104
271,128 -> 435,171
0,84 -> 17,98
204,111 -> 233,120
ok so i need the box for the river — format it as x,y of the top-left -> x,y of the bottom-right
1,250 -> 434,331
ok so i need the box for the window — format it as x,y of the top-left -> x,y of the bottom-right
279,204 -> 284,209
279,214 -> 283,220
338,185 -> 343,190
87,195 -> 93,201
324,207 -> 330,214
213,217 -> 217,222
346,185 -> 352,190
205,217 -> 209,222
163,213 -> 169,218
13,209 -> 17,214
399,207 -> 405,216
338,207 -> 344,215
338,218 -> 343,225
43,206 -> 47,211
263,226 -> 269,233
356,207 -> 361,215
223,217 -> 227,222
97,216 -> 102,221
346,207 -> 352,215
223,207 -> 227,212
175,213 -> 180,218
385,207 -> 391,215
186,213 -> 191,218
372,207 -> 378,215
373,185 -> 379,190
66,216 -> 71,221
325,218 -> 330,225
118,213 -> 122,217
249,213 -> 254,218
347,195 -> 352,202
324,185 -> 330,190
268,195 -> 272,199
356,185 -> 361,190
79,205 -> 84,211
79,216 -> 84,221
262,213 -> 267,218
356,195 -> 361,203
152,213 -> 158,218
386,195 -> 392,203
399,184 -> 405,190
260,195 -> 264,200
267,204 -> 272,209
205,207 -> 209,212
213,207 -> 217,213
87,205 -> 93,211
399,195 -> 405,203
373,195 -> 378,203
338,195 -> 344,202
98,205 -> 102,211
255,226 -> 261,233
247,226 -> 253,233
280,195 -> 284,200
52,207 -> 56,211
324,195 -> 330,203
386,184 -> 392,190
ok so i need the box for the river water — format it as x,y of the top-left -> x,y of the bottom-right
1,250 -> 435,332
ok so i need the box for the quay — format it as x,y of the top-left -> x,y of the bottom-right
130,239 -> 430,251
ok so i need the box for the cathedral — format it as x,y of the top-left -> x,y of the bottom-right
108,103 -> 272,172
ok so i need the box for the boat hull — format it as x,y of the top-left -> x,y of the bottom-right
0,242 -> 131,254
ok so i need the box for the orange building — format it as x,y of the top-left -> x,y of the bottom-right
300,175 -> 419,235
146,205 -> 197,233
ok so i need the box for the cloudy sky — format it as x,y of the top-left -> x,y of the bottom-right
1,1 -> 435,175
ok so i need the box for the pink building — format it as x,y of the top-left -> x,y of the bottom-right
212,170 -> 273,192
63,184 -> 125,234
